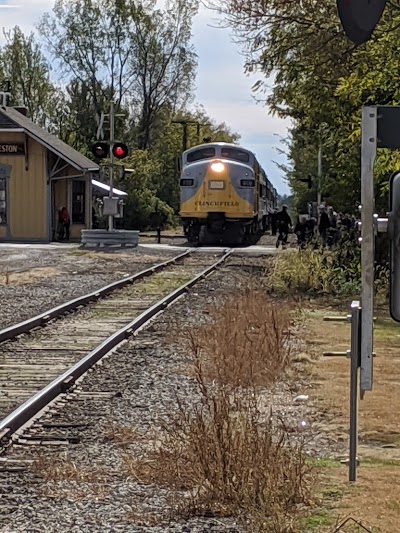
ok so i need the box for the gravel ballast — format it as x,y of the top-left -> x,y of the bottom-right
0,246 -> 180,329
0,257 -> 341,531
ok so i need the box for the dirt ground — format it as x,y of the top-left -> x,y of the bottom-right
306,303 -> 400,533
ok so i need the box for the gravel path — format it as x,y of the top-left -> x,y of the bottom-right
0,246 -> 179,329
0,257 -> 342,532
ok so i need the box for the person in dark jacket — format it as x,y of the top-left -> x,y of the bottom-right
276,205 -> 292,247
295,217 -> 306,247
60,207 -> 70,241
318,206 -> 330,244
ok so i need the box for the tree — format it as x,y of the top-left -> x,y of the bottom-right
0,27 -> 55,125
39,0 -> 199,150
115,149 -> 175,230
207,1 -> 400,214
39,0 -> 133,112
129,0 -> 198,149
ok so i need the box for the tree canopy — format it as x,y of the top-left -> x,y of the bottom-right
206,0 -> 400,215
0,0 -> 239,230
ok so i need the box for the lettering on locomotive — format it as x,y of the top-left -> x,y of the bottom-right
195,201 -> 240,207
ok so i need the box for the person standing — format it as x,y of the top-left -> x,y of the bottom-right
60,207 -> 70,241
276,205 -> 292,248
318,206 -> 330,245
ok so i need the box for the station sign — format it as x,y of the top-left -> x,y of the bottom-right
0,144 -> 24,155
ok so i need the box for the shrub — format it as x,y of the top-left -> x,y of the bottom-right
269,233 -> 364,297
123,292 -> 313,532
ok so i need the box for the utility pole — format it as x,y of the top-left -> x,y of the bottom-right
172,120 -> 210,152
317,140 -> 322,208
108,102 -> 115,232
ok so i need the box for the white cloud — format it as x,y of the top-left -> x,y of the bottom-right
0,0 -> 53,42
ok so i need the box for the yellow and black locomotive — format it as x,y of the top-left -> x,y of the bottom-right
178,142 -> 277,244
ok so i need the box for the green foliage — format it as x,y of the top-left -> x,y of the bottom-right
270,234 -> 362,297
0,27 -> 55,126
211,0 -> 400,217
114,149 -> 173,230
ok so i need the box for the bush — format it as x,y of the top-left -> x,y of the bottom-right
123,292 -> 313,532
270,234 -> 363,297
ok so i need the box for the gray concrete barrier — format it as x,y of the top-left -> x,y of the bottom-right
81,229 -> 139,247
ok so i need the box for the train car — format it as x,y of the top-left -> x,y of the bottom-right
178,142 -> 277,244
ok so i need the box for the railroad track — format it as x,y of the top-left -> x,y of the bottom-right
0,250 -> 231,448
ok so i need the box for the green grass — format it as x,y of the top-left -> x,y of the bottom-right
130,272 -> 193,296
362,457 -> 400,468
306,458 -> 341,469
300,510 -> 334,531
67,249 -> 90,256
374,317 -> 400,341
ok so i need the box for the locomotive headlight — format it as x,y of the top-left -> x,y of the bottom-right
210,162 -> 225,173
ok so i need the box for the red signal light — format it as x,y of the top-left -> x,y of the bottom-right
112,143 -> 129,160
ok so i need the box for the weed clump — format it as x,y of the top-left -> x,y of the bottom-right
124,291 -> 313,532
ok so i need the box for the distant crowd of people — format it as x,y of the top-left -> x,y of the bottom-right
269,205 -> 357,248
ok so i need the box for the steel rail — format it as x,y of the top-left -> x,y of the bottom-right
0,250 -> 192,344
0,250 -> 231,444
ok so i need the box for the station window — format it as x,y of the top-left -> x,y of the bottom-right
0,178 -> 7,225
72,180 -> 86,224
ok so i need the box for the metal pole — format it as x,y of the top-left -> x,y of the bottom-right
360,106 -> 377,395
349,300 -> 361,482
183,123 -> 188,152
317,141 -> 322,207
108,102 -> 115,232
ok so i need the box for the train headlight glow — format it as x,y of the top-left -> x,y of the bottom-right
210,162 -> 225,173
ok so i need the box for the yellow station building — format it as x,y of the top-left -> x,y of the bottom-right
0,105 -> 100,242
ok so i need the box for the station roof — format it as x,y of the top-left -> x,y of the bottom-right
0,106 -> 99,173
92,179 -> 127,197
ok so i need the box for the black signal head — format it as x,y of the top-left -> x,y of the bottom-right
337,0 -> 387,44
91,141 -> 109,159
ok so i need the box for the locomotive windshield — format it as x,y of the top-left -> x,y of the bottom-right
220,147 -> 250,163
187,147 -> 216,162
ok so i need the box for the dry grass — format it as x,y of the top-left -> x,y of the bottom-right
103,424 -> 147,450
305,305 -> 400,532
40,483 -> 110,502
32,454 -> 109,483
174,290 -> 295,388
123,292 -> 313,532
0,266 -> 61,286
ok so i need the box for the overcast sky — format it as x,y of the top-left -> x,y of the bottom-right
0,0 -> 291,194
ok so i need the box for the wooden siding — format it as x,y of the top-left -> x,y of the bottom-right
0,133 -> 47,240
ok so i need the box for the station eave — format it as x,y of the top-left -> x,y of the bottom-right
0,106 -> 100,174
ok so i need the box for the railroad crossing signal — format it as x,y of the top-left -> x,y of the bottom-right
299,174 -> 313,189
112,143 -> 129,160
90,142 -> 129,160
336,0 -> 388,44
91,141 -> 109,159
